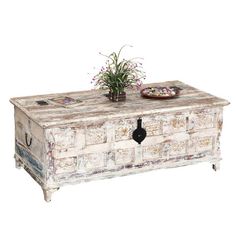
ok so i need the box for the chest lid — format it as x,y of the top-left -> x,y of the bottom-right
10,80 -> 229,128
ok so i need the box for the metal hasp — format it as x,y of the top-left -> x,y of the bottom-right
132,118 -> 146,144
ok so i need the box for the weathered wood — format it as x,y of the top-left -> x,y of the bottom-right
14,107 -> 45,163
10,81 -> 229,202
10,81 -> 229,128
15,154 -> 23,169
42,187 -> 60,202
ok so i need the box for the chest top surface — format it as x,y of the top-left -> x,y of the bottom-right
10,80 -> 229,128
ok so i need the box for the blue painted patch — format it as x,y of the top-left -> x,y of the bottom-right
15,143 -> 44,178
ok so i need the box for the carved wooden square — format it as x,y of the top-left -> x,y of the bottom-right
142,116 -> 162,136
115,119 -> 135,141
163,115 -> 186,134
189,136 -> 214,154
142,144 -> 162,160
169,140 -> 187,156
189,110 -> 215,131
83,153 -> 105,170
54,156 -> 77,174
48,128 -> 77,149
115,148 -> 134,165
86,125 -> 107,145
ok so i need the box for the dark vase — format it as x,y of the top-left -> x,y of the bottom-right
108,91 -> 126,102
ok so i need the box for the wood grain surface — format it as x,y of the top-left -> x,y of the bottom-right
10,80 -> 229,128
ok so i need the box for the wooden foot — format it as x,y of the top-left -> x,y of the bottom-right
42,187 -> 60,202
212,162 -> 220,171
15,155 -> 23,169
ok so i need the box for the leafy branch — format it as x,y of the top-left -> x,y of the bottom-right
92,45 -> 145,94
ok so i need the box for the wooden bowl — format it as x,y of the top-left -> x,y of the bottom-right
140,86 -> 182,99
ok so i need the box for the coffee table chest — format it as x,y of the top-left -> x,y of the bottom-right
10,81 -> 229,201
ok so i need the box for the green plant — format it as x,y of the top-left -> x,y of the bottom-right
92,45 -> 145,94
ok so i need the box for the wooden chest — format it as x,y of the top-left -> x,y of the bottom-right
10,81 -> 229,202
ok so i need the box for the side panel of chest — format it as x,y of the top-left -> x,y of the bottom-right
45,107 -> 223,186
14,107 -> 45,182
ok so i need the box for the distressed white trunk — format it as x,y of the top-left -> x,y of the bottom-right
10,80 -> 229,201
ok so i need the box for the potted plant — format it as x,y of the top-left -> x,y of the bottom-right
92,45 -> 146,102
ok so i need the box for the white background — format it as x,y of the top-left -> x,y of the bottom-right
0,0 -> 235,235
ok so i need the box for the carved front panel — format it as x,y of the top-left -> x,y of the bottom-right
54,156 -> 77,174
189,110 -> 215,131
48,108 -> 222,179
163,115 -> 186,134
48,128 -> 77,149
189,136 -> 214,154
115,148 -> 135,165
142,144 -> 162,160
82,153 -> 105,170
142,116 -> 162,136
115,119 -> 135,141
169,140 -> 187,157
86,124 -> 107,145
46,127 -> 86,159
